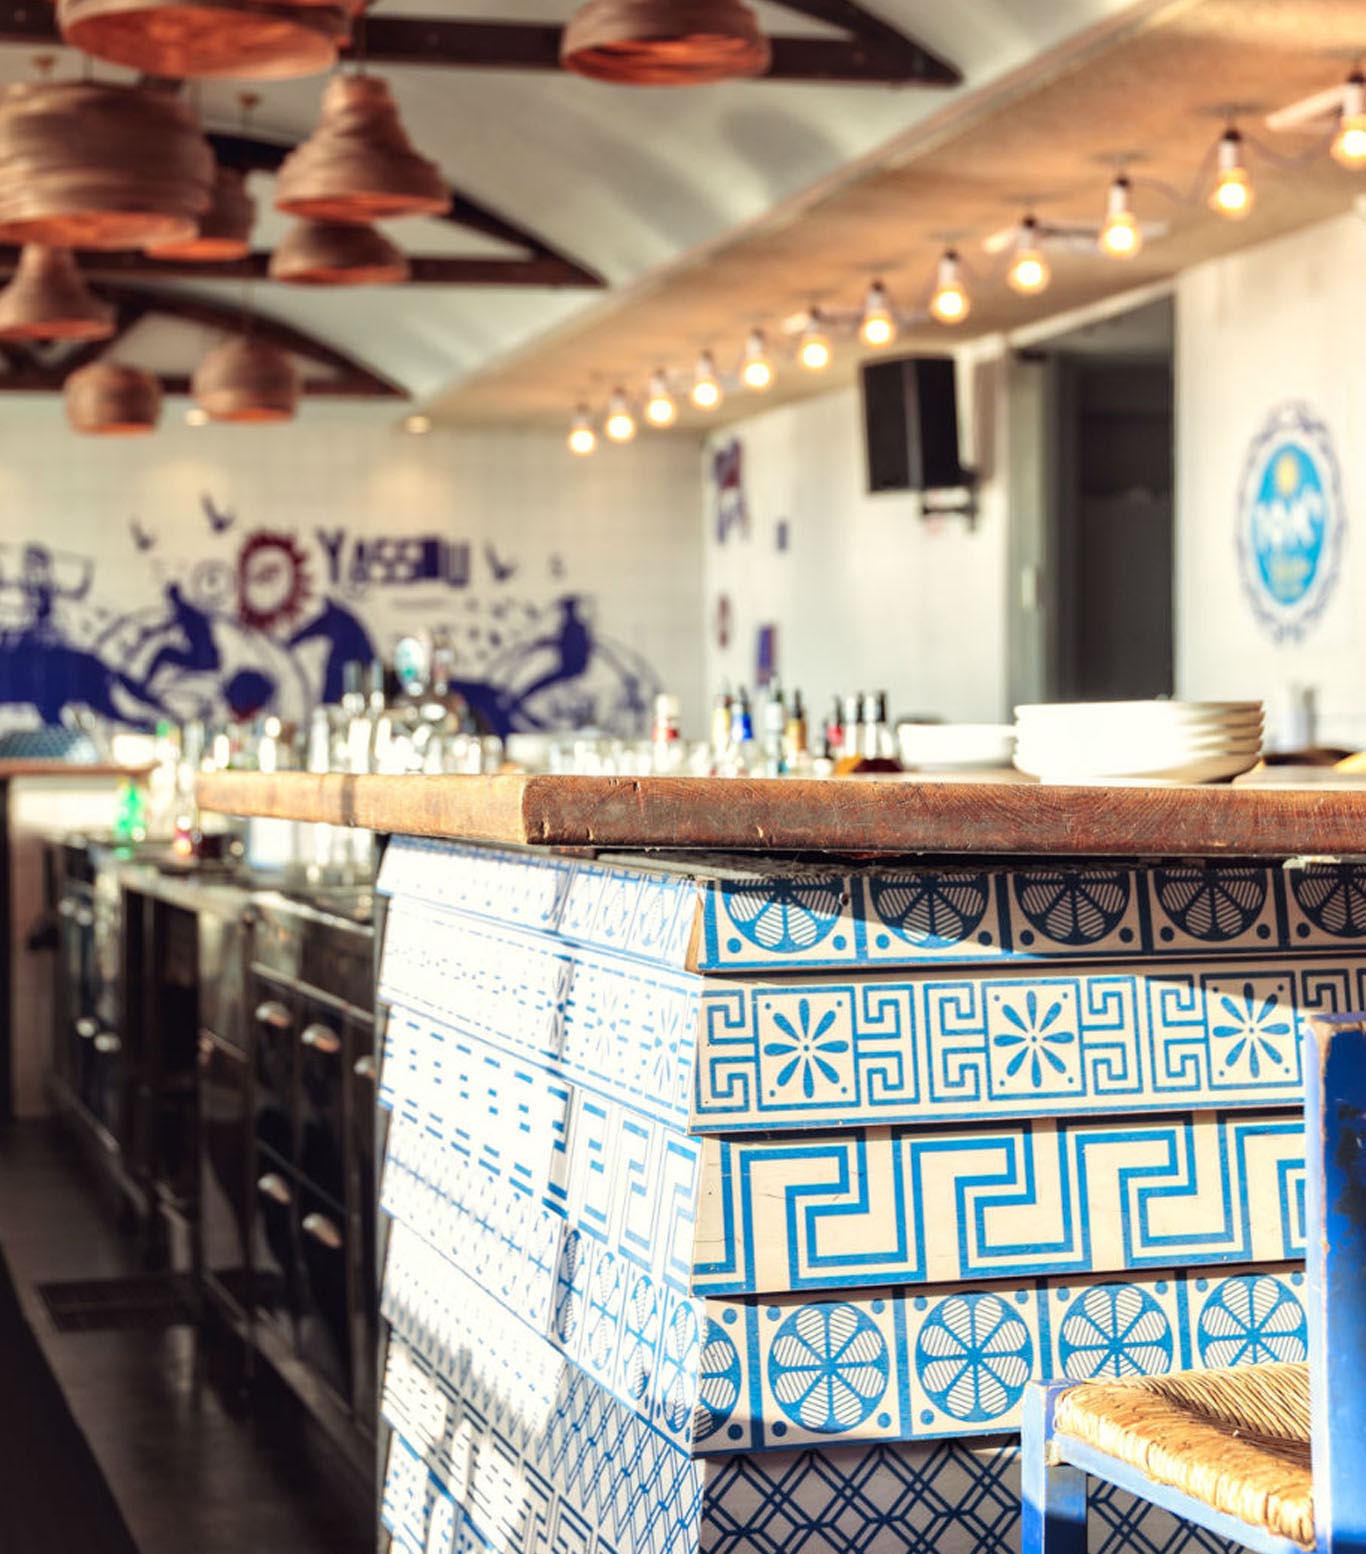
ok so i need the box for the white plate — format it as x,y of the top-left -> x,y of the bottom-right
1015,700 -> 1262,719
1014,750 -> 1262,784
1014,737 -> 1264,764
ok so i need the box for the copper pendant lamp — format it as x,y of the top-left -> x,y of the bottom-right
0,82 -> 213,250
55,0 -> 354,81
274,76 -> 447,224
192,335 -> 299,422
268,219 -> 409,284
146,166 -> 255,262
65,362 -> 163,436
560,0 -> 771,85
0,246 -> 115,341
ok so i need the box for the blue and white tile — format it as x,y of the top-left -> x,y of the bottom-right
695,863 -> 1366,973
380,908 -> 701,1125
696,1265 -> 1307,1453
693,1112 -> 1305,1295
692,959 -> 1363,1131
378,835 -> 698,970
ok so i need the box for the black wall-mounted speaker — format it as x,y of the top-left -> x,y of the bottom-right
861,355 -> 967,495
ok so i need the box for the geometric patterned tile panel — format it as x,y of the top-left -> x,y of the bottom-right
698,861 -> 1366,972
697,1265 -> 1307,1452
694,1113 -> 1305,1295
694,960 -> 1361,1130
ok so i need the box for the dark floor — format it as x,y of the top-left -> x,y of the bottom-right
0,1121 -> 374,1554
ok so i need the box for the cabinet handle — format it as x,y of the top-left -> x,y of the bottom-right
94,1033 -> 121,1055
302,1212 -> 343,1251
257,1173 -> 292,1205
75,1016 -> 98,1040
353,1055 -> 377,1082
301,1022 -> 342,1056
254,999 -> 291,1030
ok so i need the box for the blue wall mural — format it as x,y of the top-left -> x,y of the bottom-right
0,498 -> 661,738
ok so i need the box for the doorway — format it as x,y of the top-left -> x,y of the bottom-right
1007,295 -> 1175,706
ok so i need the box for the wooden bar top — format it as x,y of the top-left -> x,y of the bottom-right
0,762 -> 147,779
195,769 -> 1366,858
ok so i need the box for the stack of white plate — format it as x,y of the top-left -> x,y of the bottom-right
1014,701 -> 1264,784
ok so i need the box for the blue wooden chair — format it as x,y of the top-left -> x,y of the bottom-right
1023,1012 -> 1366,1554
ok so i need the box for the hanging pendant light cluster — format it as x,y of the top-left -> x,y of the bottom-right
65,362 -> 163,435
0,81 -> 213,250
191,334 -> 299,422
146,165 -> 256,261
55,0 -> 357,80
269,219 -> 409,284
561,0 -> 770,86
0,246 -> 114,341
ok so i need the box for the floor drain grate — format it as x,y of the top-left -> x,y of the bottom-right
37,1274 -> 197,1333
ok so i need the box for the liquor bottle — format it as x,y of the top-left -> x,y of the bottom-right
761,681 -> 787,776
843,693 -> 863,756
873,691 -> 896,760
825,695 -> 845,760
784,689 -> 809,773
860,692 -> 880,759
710,686 -> 733,770
651,692 -> 683,774
727,688 -> 756,775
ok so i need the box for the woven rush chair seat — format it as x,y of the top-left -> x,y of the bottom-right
1053,1362 -> 1313,1548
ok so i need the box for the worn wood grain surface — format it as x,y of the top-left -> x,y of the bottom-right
195,770 -> 1366,857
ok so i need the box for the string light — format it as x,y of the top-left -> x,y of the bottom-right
1006,217 -> 1051,295
928,250 -> 970,324
1209,128 -> 1254,218
604,387 -> 636,443
185,406 -> 209,427
1332,71 -> 1366,168
404,412 -> 432,435
1098,175 -> 1142,258
740,328 -> 774,391
858,281 -> 896,348
691,350 -> 723,411
567,404 -> 596,456
798,309 -> 832,371
644,371 -> 677,427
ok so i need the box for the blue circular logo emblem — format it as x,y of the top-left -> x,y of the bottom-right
1237,403 -> 1345,642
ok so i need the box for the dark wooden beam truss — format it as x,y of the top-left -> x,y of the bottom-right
0,0 -> 961,85
0,283 -> 407,399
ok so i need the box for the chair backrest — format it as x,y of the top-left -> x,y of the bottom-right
1305,1013 -> 1366,1554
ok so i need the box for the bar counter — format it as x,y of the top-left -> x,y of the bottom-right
200,771 -> 1365,1554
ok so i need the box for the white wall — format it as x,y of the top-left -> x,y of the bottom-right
1177,212 -> 1366,747
701,346 -> 1009,726
0,402 -> 705,739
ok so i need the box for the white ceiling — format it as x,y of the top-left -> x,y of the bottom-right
0,0 -> 1141,406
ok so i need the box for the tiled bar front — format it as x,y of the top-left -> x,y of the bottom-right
373,837 -> 1348,1554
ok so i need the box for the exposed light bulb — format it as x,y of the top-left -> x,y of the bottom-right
567,405 -> 597,456
404,412 -> 432,435
928,250 -> 970,324
644,371 -> 677,427
859,281 -> 896,349
691,351 -> 723,411
604,387 -> 636,444
1332,72 -> 1366,168
798,310 -> 832,371
1098,175 -> 1142,258
185,406 -> 209,427
1209,128 -> 1254,218
741,329 -> 774,391
1006,218 -> 1051,295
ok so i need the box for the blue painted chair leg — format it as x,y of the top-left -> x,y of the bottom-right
1023,1382 -> 1088,1554
1306,1014 -> 1366,1554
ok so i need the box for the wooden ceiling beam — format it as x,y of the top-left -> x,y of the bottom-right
0,3 -> 961,86
0,370 -> 396,398
0,245 -> 598,289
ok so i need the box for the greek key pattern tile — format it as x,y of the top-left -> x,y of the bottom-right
697,863 -> 1366,972
380,901 -> 700,1125
378,835 -> 698,971
700,1437 -> 1246,1554
694,1112 -> 1305,1295
696,1265 -> 1307,1453
693,960 -> 1364,1130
